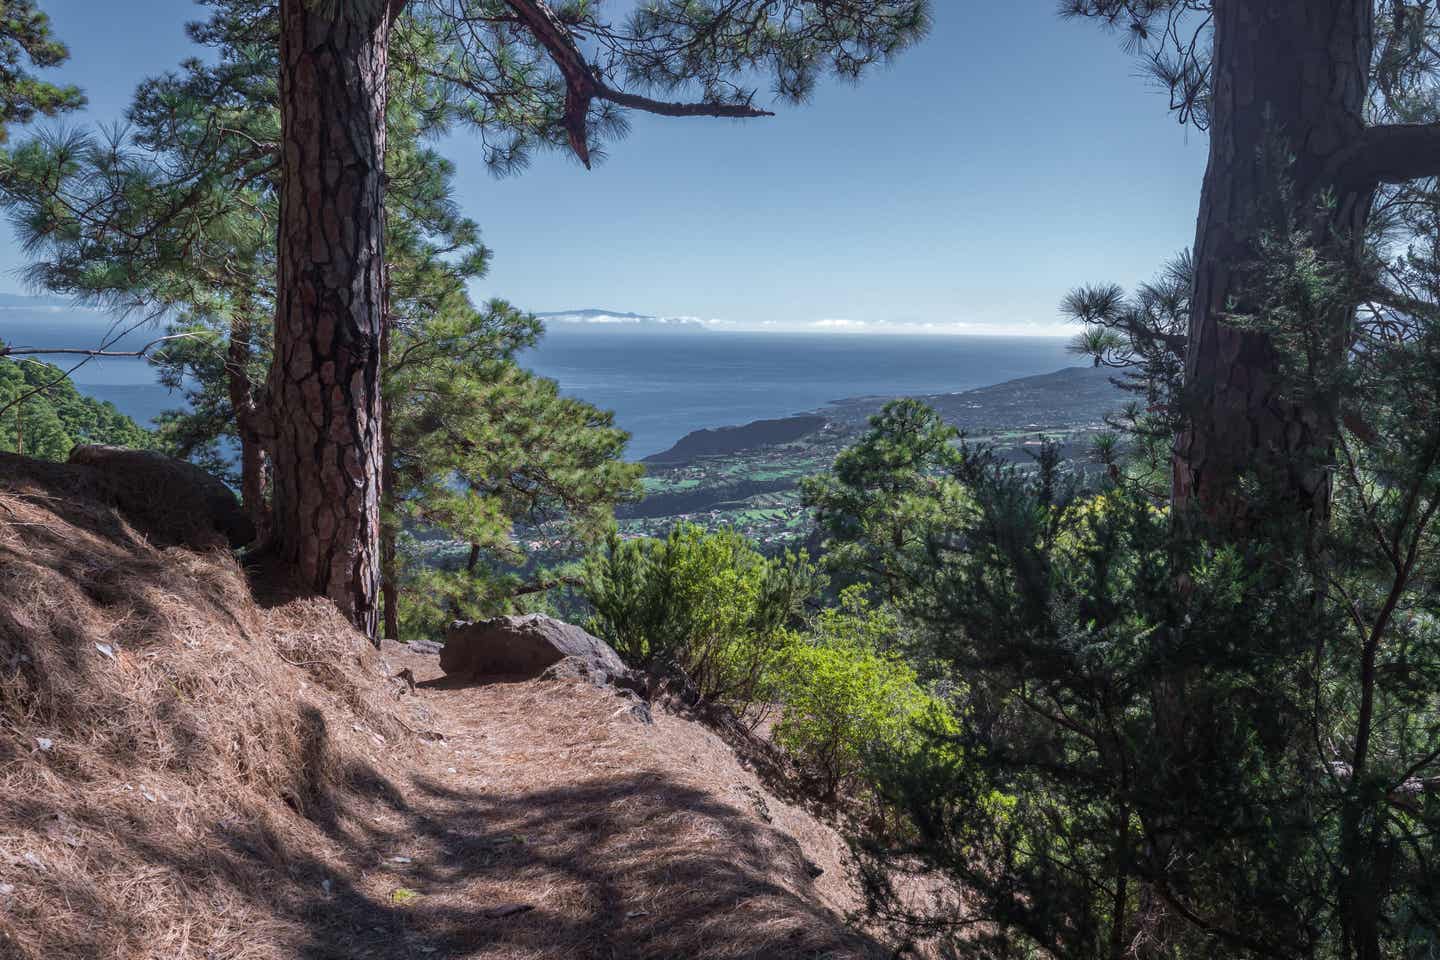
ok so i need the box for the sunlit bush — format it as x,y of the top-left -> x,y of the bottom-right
773,589 -> 956,800
581,522 -> 819,702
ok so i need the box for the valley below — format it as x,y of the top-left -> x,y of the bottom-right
613,364 -> 1125,548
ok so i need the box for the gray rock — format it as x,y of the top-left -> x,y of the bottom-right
441,614 -> 629,680
67,445 -> 255,549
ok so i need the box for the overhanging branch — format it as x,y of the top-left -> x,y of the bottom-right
501,0 -> 772,167
0,332 -> 205,359
1335,122 -> 1440,189
598,85 -> 774,120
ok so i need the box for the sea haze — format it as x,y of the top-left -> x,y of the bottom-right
1,310 -> 1078,458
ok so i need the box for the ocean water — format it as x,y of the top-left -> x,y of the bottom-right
2,315 -> 1076,458
528,329 -> 1075,456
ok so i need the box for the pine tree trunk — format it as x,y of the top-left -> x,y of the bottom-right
1175,0 -> 1374,532
1175,7 -> 1383,955
269,0 -> 391,640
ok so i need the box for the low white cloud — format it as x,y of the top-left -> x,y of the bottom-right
794,316 -> 1072,337
545,311 -> 707,329
537,306 -> 1071,337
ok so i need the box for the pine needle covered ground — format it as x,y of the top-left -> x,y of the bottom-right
0,452 -> 885,959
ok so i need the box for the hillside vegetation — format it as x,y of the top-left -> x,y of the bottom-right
0,357 -> 149,459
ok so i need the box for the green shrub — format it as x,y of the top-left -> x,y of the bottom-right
772,589 -> 955,800
581,523 -> 819,702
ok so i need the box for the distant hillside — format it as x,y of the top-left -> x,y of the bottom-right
622,367 -> 1128,543
825,364 -> 1124,430
537,308 -> 708,330
644,414 -> 830,464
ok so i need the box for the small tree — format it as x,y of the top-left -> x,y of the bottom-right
386,298 -> 641,638
771,588 -> 946,802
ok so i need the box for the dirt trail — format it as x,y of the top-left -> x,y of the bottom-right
341,642 -> 882,959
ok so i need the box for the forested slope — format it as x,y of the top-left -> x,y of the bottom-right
0,357 -> 149,458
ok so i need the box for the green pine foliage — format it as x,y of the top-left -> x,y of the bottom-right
805,186 -> 1440,955
800,398 -> 969,602
0,357 -> 149,460
1063,254 -> 1190,498
812,404 -> 1325,956
388,300 -> 643,636
0,0 -> 82,143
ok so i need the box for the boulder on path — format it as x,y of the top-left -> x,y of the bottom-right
441,614 -> 630,681
66,445 -> 255,550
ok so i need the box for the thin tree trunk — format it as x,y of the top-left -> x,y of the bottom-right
227,308 -> 271,542
238,430 -> 270,541
380,308 -> 400,642
1175,0 -> 1375,534
270,0 -> 391,640
1108,803 -> 1130,960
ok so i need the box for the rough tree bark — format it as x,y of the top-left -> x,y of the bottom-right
270,0 -> 391,640
1175,0 -> 1375,533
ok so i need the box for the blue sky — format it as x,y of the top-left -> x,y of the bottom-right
0,0 -> 1208,335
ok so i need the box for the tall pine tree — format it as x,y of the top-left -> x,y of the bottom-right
1067,2 -> 1440,538
0,0 -> 642,640
262,0 -> 930,636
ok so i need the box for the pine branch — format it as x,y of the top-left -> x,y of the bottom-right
501,0 -> 771,168
0,329 -> 211,422
509,575 -> 580,597
0,332 -> 205,359
598,85 -> 772,120
1336,122 -> 1440,188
